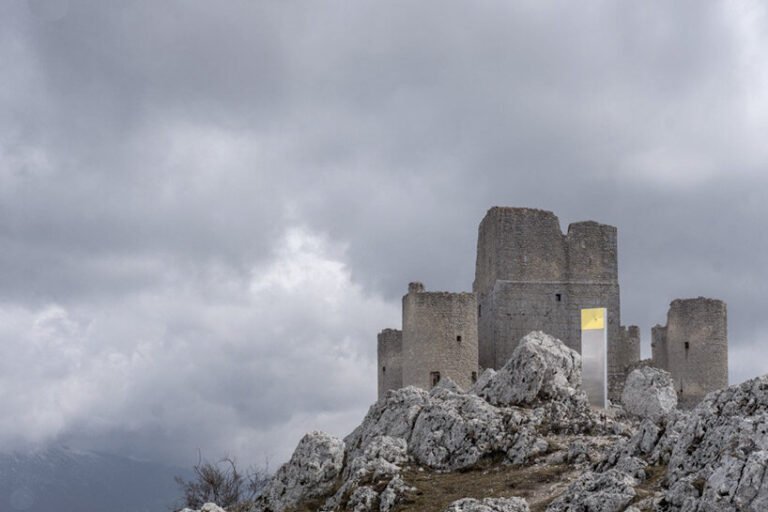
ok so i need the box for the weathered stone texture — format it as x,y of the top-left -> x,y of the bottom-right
443,497 -> 530,512
476,331 -> 583,407
609,325 -> 642,400
621,366 -> 677,421
651,298 -> 728,408
402,283 -> 479,391
256,431 -> 345,512
545,469 -> 636,512
378,329 -> 403,400
472,207 -> 638,401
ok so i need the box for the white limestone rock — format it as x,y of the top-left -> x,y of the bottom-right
255,431 -> 345,512
179,505 -> 225,512
545,469 -> 636,512
621,367 -> 677,422
433,376 -> 464,394
323,436 -> 409,512
478,331 -> 583,407
409,386 -> 512,470
469,368 -> 497,396
345,386 -> 430,462
379,475 -> 415,512
505,428 -> 549,466
443,497 -> 530,512
347,486 -> 378,512
652,375 -> 768,510
344,435 -> 409,481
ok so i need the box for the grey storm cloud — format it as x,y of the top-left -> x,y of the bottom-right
1,0 -> 768,465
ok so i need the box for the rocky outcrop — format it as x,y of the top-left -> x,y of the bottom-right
621,366 -> 677,422
594,375 -> 768,511
322,435 -> 412,512
660,375 -> 768,511
546,469 -> 636,512
409,387 -> 511,470
476,331 -> 584,407
180,504 -> 226,512
255,431 -> 345,512
443,497 -> 530,512
244,331 -> 765,512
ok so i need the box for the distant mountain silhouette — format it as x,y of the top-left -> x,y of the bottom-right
0,446 -> 192,512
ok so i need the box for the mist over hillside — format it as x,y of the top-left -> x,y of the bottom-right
0,446 -> 192,512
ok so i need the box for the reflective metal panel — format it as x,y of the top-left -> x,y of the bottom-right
581,308 -> 607,408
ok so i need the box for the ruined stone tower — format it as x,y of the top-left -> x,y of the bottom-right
377,282 -> 478,399
472,207 -> 639,400
651,298 -> 728,408
377,328 -> 402,399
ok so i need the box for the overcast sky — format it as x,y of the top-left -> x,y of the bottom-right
1,0 -> 768,467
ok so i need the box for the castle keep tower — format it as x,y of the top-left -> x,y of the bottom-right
473,207 -> 639,400
651,298 -> 728,408
402,283 -> 479,392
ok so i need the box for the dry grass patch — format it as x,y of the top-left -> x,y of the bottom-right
394,459 -> 582,512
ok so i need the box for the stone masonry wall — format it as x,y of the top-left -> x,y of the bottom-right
609,325 -> 642,401
652,298 -> 728,408
651,324 -> 669,372
377,328 -> 403,399
402,282 -> 479,391
473,207 -> 637,400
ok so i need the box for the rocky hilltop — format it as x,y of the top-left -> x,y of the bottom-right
185,332 -> 768,512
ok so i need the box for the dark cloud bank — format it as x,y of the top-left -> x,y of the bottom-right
1,0 -> 767,465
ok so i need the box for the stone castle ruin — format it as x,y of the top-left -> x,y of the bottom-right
377,206 -> 729,407
652,297 -> 728,408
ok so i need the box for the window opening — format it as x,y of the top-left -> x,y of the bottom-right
430,371 -> 441,387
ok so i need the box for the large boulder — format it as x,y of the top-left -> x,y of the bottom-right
546,469 -> 636,512
621,366 -> 677,421
477,331 -> 583,407
256,431 -> 345,512
443,497 -> 530,512
409,387 -> 512,470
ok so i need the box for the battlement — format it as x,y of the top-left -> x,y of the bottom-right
406,282 -> 476,302
474,208 -> 617,295
408,282 -> 425,294
565,221 -> 618,282
378,328 -> 402,343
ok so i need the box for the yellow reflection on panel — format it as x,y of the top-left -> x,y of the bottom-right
581,308 -> 605,330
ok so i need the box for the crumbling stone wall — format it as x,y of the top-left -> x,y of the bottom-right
608,326 -> 642,399
473,207 -> 638,400
401,282 -> 479,391
377,328 -> 402,399
651,324 -> 668,371
651,298 -> 728,408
